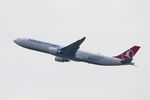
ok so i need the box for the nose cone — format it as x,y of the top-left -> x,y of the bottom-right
14,38 -> 27,46
14,39 -> 18,44
14,38 -> 21,45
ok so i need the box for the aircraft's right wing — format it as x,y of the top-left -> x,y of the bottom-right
59,37 -> 86,57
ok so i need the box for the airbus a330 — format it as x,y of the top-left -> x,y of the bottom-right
14,37 -> 140,66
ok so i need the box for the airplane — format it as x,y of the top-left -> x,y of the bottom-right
14,37 -> 140,66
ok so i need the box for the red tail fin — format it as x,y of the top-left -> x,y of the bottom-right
114,46 -> 140,60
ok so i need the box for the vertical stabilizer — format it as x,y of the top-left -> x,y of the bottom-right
114,46 -> 140,60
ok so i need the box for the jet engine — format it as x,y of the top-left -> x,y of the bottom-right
55,57 -> 69,62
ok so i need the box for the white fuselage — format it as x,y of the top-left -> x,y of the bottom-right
14,38 -> 123,65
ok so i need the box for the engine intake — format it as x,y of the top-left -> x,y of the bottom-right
55,57 -> 69,62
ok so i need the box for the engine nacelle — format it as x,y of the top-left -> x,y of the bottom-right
55,57 -> 69,62
49,47 -> 58,55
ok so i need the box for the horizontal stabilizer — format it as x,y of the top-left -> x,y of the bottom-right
121,58 -> 133,64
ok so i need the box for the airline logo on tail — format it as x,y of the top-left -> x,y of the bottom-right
114,46 -> 140,60
121,50 -> 134,59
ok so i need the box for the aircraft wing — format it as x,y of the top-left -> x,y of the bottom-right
60,37 -> 86,57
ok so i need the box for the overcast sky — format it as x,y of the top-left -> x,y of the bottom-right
0,0 -> 150,100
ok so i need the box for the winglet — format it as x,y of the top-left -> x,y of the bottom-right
78,37 -> 86,45
81,37 -> 86,41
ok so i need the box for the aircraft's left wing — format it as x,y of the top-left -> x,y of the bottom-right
59,37 -> 86,57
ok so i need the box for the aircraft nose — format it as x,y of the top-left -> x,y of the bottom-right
14,38 -> 25,45
14,38 -> 20,44
14,39 -> 17,43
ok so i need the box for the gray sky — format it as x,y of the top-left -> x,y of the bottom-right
0,0 -> 150,100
